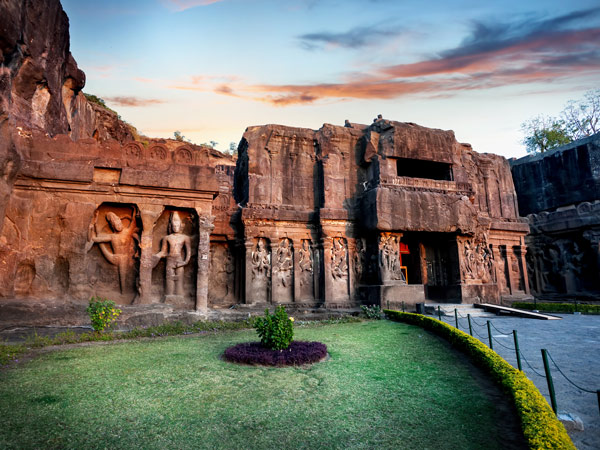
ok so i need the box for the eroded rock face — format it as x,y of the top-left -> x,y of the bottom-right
511,133 -> 600,299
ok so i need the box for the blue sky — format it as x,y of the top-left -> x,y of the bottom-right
61,0 -> 600,157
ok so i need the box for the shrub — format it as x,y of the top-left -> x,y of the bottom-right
86,296 -> 122,332
513,302 -> 600,314
254,306 -> 294,350
384,310 -> 575,450
360,304 -> 382,319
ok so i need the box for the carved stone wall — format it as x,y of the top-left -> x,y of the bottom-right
511,133 -> 600,299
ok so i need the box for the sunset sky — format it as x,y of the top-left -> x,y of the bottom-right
61,0 -> 600,158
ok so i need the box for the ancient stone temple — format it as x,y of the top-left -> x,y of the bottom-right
233,118 -> 530,310
0,0 -> 532,327
511,133 -> 600,300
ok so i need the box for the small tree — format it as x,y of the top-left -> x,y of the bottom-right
174,130 -> 185,142
521,115 -> 572,154
561,89 -> 600,139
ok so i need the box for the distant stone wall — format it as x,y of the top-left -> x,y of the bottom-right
511,133 -> 600,299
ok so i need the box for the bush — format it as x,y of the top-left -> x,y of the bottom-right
254,306 -> 294,350
384,310 -> 575,450
86,297 -> 122,332
513,302 -> 600,314
360,304 -> 382,319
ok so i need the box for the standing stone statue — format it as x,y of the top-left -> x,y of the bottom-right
275,239 -> 293,288
154,211 -> 191,298
331,237 -> 348,280
86,210 -> 139,294
251,238 -> 271,280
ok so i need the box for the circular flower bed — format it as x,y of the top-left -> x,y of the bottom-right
223,341 -> 327,366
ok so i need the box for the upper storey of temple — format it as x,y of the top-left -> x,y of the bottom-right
235,118 -> 526,235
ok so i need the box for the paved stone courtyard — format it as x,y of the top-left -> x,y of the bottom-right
434,311 -> 599,450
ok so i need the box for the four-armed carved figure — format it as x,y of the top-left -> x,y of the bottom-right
86,210 -> 139,293
154,211 -> 192,297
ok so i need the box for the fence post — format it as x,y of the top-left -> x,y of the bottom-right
513,330 -> 522,371
438,306 -> 442,321
402,301 -> 405,312
487,321 -> 493,350
541,349 -> 558,414
454,309 -> 459,329
467,314 -> 473,336
597,390 -> 600,416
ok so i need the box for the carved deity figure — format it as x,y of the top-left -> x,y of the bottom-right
379,234 -> 405,282
299,240 -> 313,274
251,238 -> 270,280
154,212 -> 192,297
331,237 -> 348,280
274,239 -> 293,287
86,210 -> 139,293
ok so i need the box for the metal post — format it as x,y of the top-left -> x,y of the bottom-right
597,390 -> 600,416
513,330 -> 522,371
387,300 -> 390,310
438,306 -> 442,321
487,321 -> 493,350
467,314 -> 473,336
402,301 -> 405,312
454,309 -> 459,329
541,349 -> 558,414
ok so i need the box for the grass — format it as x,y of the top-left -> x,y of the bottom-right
513,301 -> 600,314
0,321 -> 521,449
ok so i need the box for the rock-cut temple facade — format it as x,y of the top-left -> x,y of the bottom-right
0,118 -> 532,324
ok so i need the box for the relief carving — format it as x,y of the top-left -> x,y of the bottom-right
331,237 -> 348,280
274,238 -> 293,288
298,239 -> 313,279
461,239 -> 495,284
154,211 -> 192,297
86,208 -> 140,294
379,233 -> 405,282
251,237 -> 271,280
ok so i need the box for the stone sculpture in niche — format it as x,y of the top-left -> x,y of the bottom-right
379,234 -> 405,282
154,211 -> 191,298
331,237 -> 348,280
298,239 -> 313,285
251,238 -> 270,280
86,209 -> 140,293
274,239 -> 293,288
461,239 -> 494,283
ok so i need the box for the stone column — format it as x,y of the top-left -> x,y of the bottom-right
292,238 -> 303,303
347,238 -> 356,299
196,214 -> 214,312
244,238 -> 254,304
505,247 -> 517,295
322,237 -> 334,305
137,205 -> 163,304
516,245 -> 530,294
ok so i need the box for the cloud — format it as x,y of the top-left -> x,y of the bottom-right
161,0 -> 225,11
298,24 -> 403,50
169,8 -> 600,106
104,96 -> 166,107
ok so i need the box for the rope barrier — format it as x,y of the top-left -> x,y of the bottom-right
469,316 -> 487,327
547,351 -> 597,394
491,335 -> 515,351
489,321 -> 513,336
519,350 -> 547,378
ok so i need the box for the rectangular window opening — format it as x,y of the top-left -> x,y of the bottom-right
396,158 -> 453,181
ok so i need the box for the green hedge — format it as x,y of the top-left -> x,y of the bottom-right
513,302 -> 600,314
384,310 -> 575,450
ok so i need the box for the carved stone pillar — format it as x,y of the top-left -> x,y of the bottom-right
136,206 -> 163,304
347,238 -> 356,299
505,247 -> 517,294
516,245 -> 530,294
244,238 -> 254,304
196,214 -> 214,312
322,237 -> 334,305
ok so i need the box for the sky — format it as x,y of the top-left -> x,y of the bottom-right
60,0 -> 600,158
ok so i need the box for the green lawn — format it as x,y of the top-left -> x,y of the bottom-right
0,321 -> 522,449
